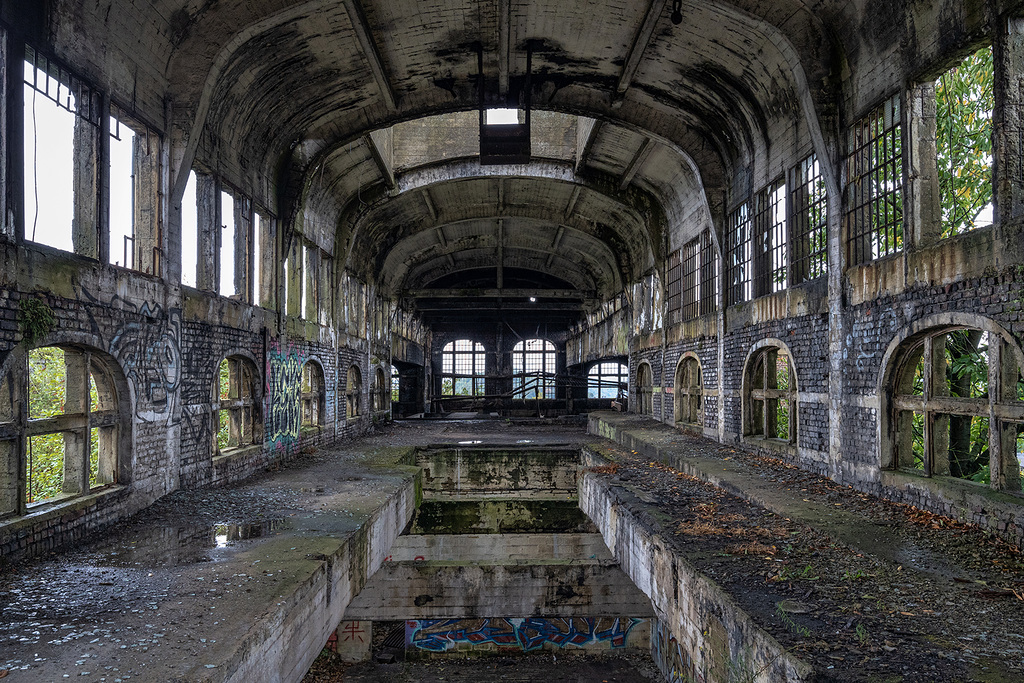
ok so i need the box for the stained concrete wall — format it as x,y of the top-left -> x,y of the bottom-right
578,452 -> 813,682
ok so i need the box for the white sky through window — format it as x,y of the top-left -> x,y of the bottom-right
485,108 -> 520,125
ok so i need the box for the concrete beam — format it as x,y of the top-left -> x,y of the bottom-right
564,186 -> 582,219
575,121 -> 602,175
413,301 -> 584,311
365,131 -> 396,190
341,0 -> 397,111
496,218 -> 504,289
546,226 -> 565,268
616,0 -> 670,96
422,189 -> 438,221
344,561 -> 654,620
619,137 -> 654,191
498,0 -> 511,98
406,288 -> 588,299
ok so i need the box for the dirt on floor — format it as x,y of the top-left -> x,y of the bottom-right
303,648 -> 662,682
299,419 -> 1024,682
597,435 -> 1024,683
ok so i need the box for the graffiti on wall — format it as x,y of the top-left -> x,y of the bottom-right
111,304 -> 182,424
406,617 -> 642,653
651,618 -> 703,683
265,341 -> 304,450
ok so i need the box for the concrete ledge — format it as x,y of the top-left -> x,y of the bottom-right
204,471 -> 419,683
881,469 -> 1024,542
0,485 -> 130,563
578,465 -> 813,682
345,561 -> 655,619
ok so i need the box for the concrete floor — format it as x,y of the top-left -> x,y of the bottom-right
308,651 -> 661,682
0,419 -> 593,682
4,415 -> 1023,681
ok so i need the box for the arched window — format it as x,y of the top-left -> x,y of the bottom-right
675,355 -> 702,426
887,326 -> 1023,491
215,356 -> 261,454
513,339 -> 556,399
441,340 -> 486,396
744,345 -> 796,445
636,363 -> 653,415
346,365 -> 362,418
1,346 -> 122,517
588,362 -> 629,399
372,367 -> 388,412
301,361 -> 325,428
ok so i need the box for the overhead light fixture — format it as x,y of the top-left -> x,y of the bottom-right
671,0 -> 683,25
529,297 -> 537,303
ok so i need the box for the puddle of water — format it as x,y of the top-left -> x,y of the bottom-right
91,519 -> 289,567
213,520 -> 287,547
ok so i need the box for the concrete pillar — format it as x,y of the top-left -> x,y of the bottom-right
257,212 -> 276,309
286,237 -> 303,318
994,16 -> 1024,232
195,172 -> 219,292
334,621 -> 372,662
304,244 -> 319,321
134,129 -> 161,275
72,111 -> 100,259
0,369 -> 20,516
234,194 -> 251,301
905,83 -> 942,247
0,28 -> 10,241
62,350 -> 89,495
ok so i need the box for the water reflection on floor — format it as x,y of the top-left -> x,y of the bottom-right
89,518 -> 291,567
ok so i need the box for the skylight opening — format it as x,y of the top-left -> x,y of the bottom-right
485,108 -> 521,125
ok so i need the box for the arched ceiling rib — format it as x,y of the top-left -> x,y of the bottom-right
342,168 -> 653,299
149,0 -> 845,213
379,216 -> 622,297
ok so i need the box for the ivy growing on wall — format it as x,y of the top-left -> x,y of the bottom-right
18,298 -> 55,346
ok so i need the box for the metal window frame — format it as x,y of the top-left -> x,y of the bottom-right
790,154 -> 828,283
846,94 -> 903,265
725,202 -> 752,306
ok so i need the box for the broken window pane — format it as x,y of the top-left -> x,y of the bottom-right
937,45 -> 994,237
181,171 -> 199,287
27,433 -> 65,503
29,347 -> 65,419
941,414 -> 989,483
220,191 -> 235,297
943,330 -> 988,399
23,62 -> 76,252
846,94 -> 903,264
108,115 -> 135,268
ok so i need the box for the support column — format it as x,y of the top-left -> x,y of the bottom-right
62,350 -> 89,496
72,109 -> 100,259
134,129 -> 161,275
258,212 -> 277,309
234,195 -> 251,301
286,237 -> 303,318
195,172 -> 219,292
993,16 -> 1024,237
905,83 -> 942,247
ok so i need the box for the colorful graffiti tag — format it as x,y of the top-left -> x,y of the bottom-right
406,617 -> 642,653
651,618 -> 703,683
111,304 -> 182,424
265,342 -> 304,450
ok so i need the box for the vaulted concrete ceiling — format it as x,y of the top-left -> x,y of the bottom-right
53,0 -> 928,318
